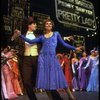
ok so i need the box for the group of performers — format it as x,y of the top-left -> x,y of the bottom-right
57,49 -> 99,92
1,17 -> 99,100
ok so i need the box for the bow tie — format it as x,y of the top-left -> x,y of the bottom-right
27,32 -> 33,35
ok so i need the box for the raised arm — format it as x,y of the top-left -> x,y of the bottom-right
84,56 -> 91,69
78,59 -> 83,78
19,35 -> 42,44
71,59 -> 75,74
77,59 -> 83,70
95,60 -> 99,66
57,32 -> 83,51
12,29 -> 42,44
57,32 -> 76,50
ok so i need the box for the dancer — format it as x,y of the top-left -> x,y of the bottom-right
13,19 -> 83,100
77,51 -> 88,91
71,52 -> 79,91
1,46 -> 23,99
84,50 -> 99,92
64,53 -> 73,91
11,16 -> 39,100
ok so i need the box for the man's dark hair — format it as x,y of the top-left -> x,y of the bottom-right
27,16 -> 36,25
28,20 -> 36,25
21,16 -> 36,34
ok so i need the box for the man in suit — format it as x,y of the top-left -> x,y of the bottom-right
11,16 -> 39,100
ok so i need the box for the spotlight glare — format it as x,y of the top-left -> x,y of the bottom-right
87,35 -> 90,37
96,17 -> 98,19
94,32 -> 97,34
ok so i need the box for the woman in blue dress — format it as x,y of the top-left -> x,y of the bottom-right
14,19 -> 82,100
84,50 -> 99,92
78,52 -> 88,91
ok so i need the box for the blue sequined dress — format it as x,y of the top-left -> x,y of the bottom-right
86,56 -> 99,91
20,31 -> 76,90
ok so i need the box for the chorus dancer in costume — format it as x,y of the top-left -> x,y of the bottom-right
71,52 -> 79,91
1,47 -> 18,99
13,19 -> 83,100
64,53 -> 73,91
7,49 -> 23,95
57,53 -> 73,91
77,51 -> 88,91
84,49 -> 99,92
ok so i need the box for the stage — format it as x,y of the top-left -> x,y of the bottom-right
9,91 -> 99,100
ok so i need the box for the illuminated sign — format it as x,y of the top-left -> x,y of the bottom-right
11,7 -> 24,19
13,19 -> 23,31
55,0 -> 97,30
3,16 -> 12,32
32,12 -> 50,30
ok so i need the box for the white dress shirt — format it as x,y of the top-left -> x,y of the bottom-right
24,31 -> 38,56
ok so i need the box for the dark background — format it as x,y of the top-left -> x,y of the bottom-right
1,0 -> 99,53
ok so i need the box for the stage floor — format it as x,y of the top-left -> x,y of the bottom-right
8,91 -> 99,100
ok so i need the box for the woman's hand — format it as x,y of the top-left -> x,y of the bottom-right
75,46 -> 84,52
